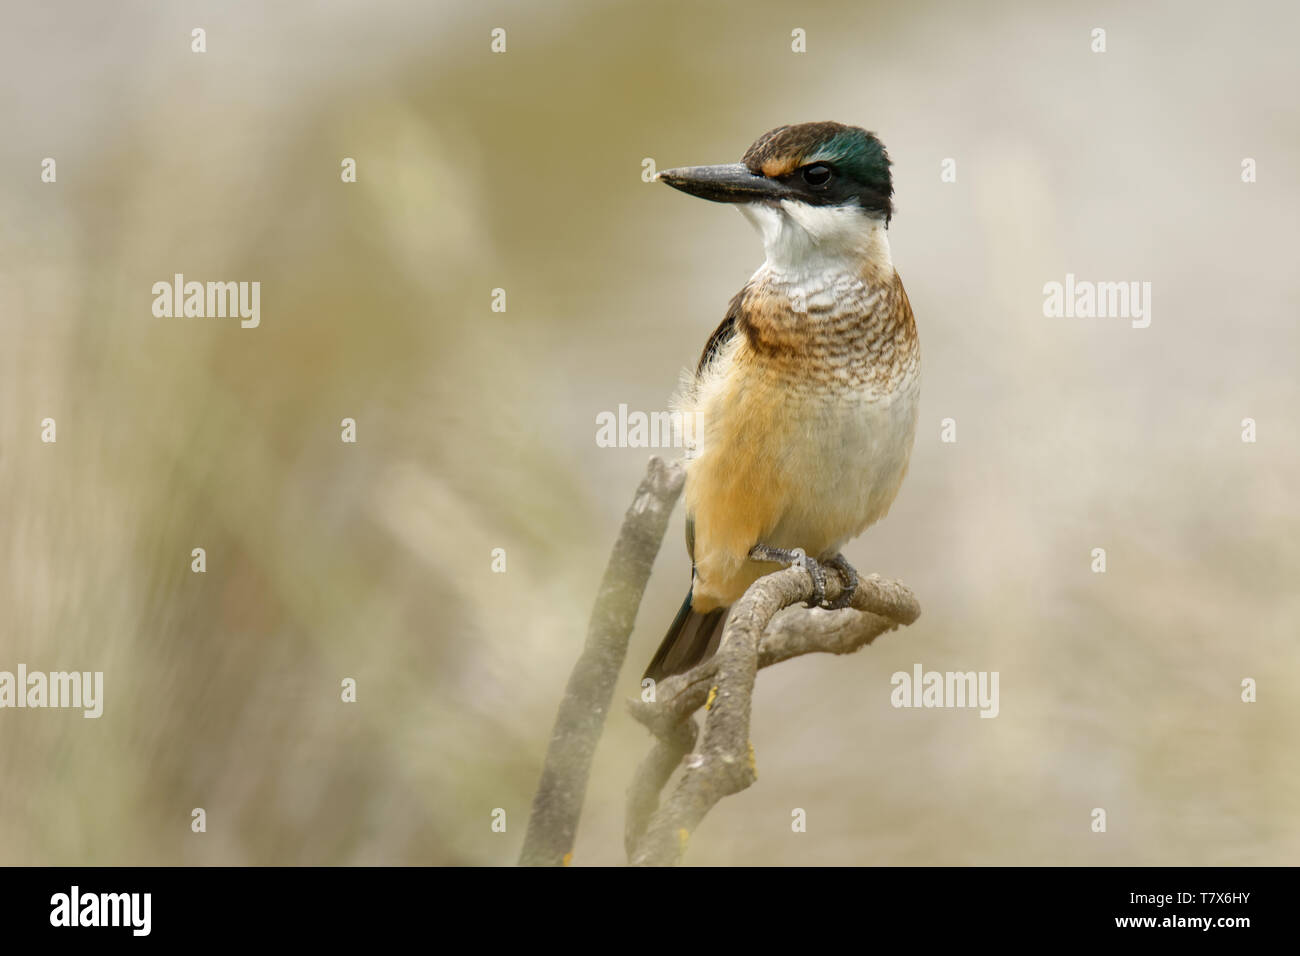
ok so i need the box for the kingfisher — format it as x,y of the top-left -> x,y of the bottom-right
643,122 -> 921,682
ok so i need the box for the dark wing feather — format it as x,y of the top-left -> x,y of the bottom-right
695,291 -> 743,377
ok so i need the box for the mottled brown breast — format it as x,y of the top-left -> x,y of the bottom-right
735,268 -> 920,399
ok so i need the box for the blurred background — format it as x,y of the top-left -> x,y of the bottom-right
1,0 -> 1297,865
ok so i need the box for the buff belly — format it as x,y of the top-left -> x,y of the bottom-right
684,355 -> 920,610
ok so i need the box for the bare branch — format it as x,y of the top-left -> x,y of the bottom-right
623,715 -> 697,861
518,456 -> 685,867
518,454 -> 918,868
625,565 -> 919,865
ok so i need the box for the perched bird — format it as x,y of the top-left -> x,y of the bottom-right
643,122 -> 921,682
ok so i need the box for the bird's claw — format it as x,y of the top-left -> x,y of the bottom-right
789,548 -> 828,607
748,544 -> 857,610
822,553 -> 859,610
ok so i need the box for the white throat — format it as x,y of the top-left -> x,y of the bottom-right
739,200 -> 891,281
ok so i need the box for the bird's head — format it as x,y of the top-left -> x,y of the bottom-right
657,122 -> 894,271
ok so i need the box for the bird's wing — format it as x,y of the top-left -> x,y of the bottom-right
685,291 -> 745,565
694,291 -> 743,377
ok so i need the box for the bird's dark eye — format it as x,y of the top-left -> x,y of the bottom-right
802,163 -> 832,186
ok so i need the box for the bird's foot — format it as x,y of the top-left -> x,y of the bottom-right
748,545 -> 860,610
822,553 -> 859,610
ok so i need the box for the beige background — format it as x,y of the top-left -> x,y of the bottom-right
1,0 -> 1296,864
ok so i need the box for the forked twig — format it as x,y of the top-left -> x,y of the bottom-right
624,568 -> 919,865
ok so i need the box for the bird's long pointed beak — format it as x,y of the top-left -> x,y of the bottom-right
655,163 -> 788,203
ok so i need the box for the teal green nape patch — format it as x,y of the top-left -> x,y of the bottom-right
811,128 -> 890,187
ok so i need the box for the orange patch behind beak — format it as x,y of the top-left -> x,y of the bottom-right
759,155 -> 800,178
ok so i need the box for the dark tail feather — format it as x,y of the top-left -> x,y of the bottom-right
643,589 -> 728,682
